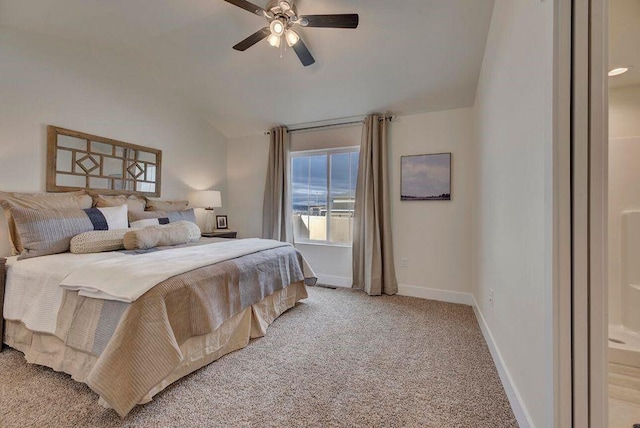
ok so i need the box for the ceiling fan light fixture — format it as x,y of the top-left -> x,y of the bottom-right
278,1 -> 291,12
286,29 -> 300,47
226,0 -> 359,67
270,19 -> 286,36
267,33 -> 281,48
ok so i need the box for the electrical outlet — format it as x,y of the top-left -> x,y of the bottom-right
401,258 -> 408,268
489,289 -> 494,307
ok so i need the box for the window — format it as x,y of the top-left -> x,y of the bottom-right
291,147 -> 359,244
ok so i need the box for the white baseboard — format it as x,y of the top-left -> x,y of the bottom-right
472,296 -> 534,428
397,283 -> 474,306
316,274 -> 352,288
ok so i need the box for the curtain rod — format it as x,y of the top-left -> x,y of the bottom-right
264,115 -> 396,135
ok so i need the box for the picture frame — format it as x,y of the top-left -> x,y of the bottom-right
401,153 -> 452,201
216,215 -> 228,229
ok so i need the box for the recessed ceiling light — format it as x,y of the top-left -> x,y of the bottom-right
609,67 -> 629,77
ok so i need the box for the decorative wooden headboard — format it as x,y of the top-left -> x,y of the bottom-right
46,126 -> 162,197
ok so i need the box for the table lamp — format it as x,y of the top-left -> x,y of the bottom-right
191,190 -> 222,233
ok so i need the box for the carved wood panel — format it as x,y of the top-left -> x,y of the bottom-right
46,126 -> 162,197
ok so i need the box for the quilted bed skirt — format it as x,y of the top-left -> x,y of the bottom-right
3,281 -> 308,413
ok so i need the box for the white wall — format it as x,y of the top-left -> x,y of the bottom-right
0,26 -> 228,256
471,0 -> 554,427
290,126 -> 361,152
390,109 -> 474,301
610,85 -> 640,139
226,134 -> 270,238
227,110 -> 475,297
608,85 -> 640,326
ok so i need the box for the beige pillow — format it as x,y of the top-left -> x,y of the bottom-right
145,199 -> 189,212
70,229 -> 131,254
0,190 -> 92,255
92,194 -> 146,212
123,221 -> 199,250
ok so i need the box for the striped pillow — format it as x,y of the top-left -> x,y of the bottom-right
13,204 -> 128,259
0,190 -> 92,255
129,208 -> 197,228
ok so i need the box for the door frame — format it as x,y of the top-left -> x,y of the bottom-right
571,0 -> 609,426
554,0 -> 573,425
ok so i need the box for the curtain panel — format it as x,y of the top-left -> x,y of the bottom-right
352,115 -> 398,296
262,127 -> 293,243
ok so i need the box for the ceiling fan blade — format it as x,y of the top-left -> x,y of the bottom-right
233,28 -> 270,51
299,14 -> 359,29
292,38 -> 315,67
222,0 -> 265,16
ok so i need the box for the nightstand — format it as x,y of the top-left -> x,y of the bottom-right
201,231 -> 237,239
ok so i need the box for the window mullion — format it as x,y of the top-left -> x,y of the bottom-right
307,157 -> 311,241
326,154 -> 331,244
347,153 -> 355,242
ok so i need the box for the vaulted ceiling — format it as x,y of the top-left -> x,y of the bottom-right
0,0 -> 496,137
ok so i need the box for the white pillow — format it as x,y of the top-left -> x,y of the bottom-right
98,204 -> 129,229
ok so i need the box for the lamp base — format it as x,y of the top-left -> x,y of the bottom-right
202,208 -> 216,234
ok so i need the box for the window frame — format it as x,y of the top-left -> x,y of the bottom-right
290,146 -> 360,246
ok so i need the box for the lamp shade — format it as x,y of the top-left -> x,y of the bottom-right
191,190 -> 222,209
285,29 -> 299,47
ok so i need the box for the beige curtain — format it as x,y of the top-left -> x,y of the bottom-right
262,127 -> 293,243
352,115 -> 398,296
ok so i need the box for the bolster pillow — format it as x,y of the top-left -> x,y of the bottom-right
123,221 -> 200,250
71,229 -> 130,254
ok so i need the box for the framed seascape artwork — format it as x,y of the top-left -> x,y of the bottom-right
401,153 -> 451,201
216,215 -> 228,229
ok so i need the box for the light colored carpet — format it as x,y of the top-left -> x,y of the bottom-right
0,287 -> 517,427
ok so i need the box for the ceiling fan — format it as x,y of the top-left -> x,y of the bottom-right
224,0 -> 359,66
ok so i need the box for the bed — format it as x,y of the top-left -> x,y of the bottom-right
0,191 -> 315,417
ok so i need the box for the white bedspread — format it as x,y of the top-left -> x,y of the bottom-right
60,238 -> 290,303
4,252 -> 127,334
